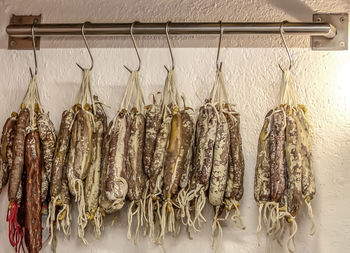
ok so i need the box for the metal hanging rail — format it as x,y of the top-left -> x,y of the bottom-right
6,14 -> 349,50
7,22 -> 336,38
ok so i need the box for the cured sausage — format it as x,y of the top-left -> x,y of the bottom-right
0,113 -> 17,193
163,110 -> 183,198
37,112 -> 57,202
8,109 -> 29,201
50,110 -> 74,198
254,110 -> 273,202
24,131 -> 42,253
208,113 -> 229,207
285,106 -> 302,216
105,110 -> 130,205
270,108 -> 286,202
143,102 -> 162,178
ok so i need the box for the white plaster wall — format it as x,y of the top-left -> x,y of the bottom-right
0,1 -> 350,253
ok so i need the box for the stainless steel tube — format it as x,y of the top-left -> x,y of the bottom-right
6,22 -> 336,38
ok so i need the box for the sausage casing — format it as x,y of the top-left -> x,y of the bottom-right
224,110 -> 244,201
0,113 -> 17,191
285,106 -> 302,216
73,109 -> 93,180
143,104 -> 162,179
209,113 -> 229,207
163,111 -> 183,197
149,115 -> 172,193
195,105 -> 218,188
105,110 -> 130,203
126,112 -> 146,201
51,110 -> 74,198
254,110 -> 273,202
85,118 -> 104,216
8,109 -> 29,202
270,109 -> 286,202
37,112 -> 57,202
24,131 -> 42,253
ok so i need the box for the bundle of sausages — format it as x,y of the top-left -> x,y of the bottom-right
64,69 -> 106,245
184,68 -> 245,252
254,70 -> 315,252
2,75 -> 57,253
143,70 -> 196,244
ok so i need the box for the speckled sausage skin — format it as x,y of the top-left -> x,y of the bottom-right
149,114 -> 172,193
51,110 -> 74,198
105,110 -> 130,203
296,105 -> 315,201
85,117 -> 104,217
143,103 -> 162,179
60,166 -> 71,206
195,105 -> 218,189
37,112 -> 57,202
163,111 -> 183,197
67,109 -> 79,195
254,110 -> 273,202
73,109 -> 93,180
209,113 -> 229,207
126,111 -> 146,201
285,106 -> 303,216
270,108 -> 286,202
178,110 -> 195,190
0,113 -> 17,192
224,108 -> 245,201
24,131 -> 42,253
99,121 -> 121,214
8,109 -> 29,202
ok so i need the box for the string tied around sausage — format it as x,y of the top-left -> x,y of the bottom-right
93,207 -> 103,239
73,178 -> 88,245
211,206 -> 224,253
57,203 -> 72,237
46,195 -> 59,245
304,198 -> 316,236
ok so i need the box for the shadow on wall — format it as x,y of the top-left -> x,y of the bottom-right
267,0 -> 314,21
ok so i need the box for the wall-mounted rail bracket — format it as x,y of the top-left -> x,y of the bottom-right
312,13 -> 348,51
8,14 -> 42,50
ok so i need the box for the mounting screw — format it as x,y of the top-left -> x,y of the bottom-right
313,40 -> 321,48
316,17 -> 322,22
340,41 -> 345,47
10,39 -> 16,47
34,18 -> 38,23
339,16 -> 345,23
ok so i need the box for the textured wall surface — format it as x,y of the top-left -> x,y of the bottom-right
0,1 -> 349,253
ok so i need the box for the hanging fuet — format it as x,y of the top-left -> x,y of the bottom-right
66,69 -> 96,245
4,34 -> 58,251
84,96 -> 107,239
7,107 -> 29,253
5,64 -> 57,252
175,97 -> 195,229
124,72 -> 147,243
254,22 -> 315,253
0,112 -> 17,195
24,130 -> 42,253
47,109 -> 74,249
63,22 -> 107,245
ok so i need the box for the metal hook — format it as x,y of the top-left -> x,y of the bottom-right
124,21 -> 141,73
164,21 -> 175,72
29,20 -> 38,77
279,21 -> 292,71
216,21 -> 224,71
76,22 -> 94,71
